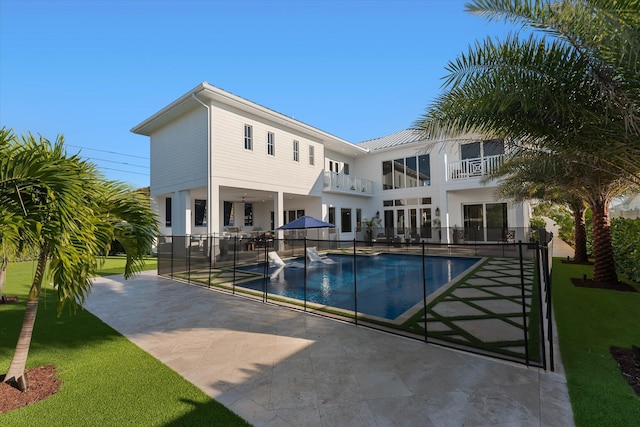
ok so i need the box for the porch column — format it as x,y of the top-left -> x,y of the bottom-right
274,192 -> 284,251
173,190 -> 191,236
210,183 -> 220,236
514,202 -> 526,242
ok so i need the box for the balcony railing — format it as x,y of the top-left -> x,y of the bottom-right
447,154 -> 504,181
323,171 -> 373,195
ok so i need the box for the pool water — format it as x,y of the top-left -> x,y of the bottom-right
237,253 -> 480,320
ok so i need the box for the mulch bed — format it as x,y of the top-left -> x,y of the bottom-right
610,347 -> 640,397
0,365 -> 61,413
571,278 -> 638,292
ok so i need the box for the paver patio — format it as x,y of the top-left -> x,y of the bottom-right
85,271 -> 574,427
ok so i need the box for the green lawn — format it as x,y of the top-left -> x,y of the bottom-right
553,259 -> 640,426
1,258 -> 250,426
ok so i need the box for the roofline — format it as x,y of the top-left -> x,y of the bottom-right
131,82 -> 369,156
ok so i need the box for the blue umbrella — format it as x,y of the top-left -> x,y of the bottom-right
277,215 -> 335,229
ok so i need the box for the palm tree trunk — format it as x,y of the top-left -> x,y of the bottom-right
572,205 -> 589,263
4,247 -> 48,391
591,201 -> 618,283
0,256 -> 6,296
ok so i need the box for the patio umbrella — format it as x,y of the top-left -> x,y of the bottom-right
277,215 -> 334,229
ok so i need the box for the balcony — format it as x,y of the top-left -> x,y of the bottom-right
323,171 -> 373,196
447,154 -> 504,181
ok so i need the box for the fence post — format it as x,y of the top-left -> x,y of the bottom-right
304,238 -> 307,312
544,243 -> 555,371
170,235 -> 174,278
207,235 -> 212,288
535,245 -> 547,370
422,241 -> 428,343
518,241 -> 530,366
187,236 -> 191,284
353,239 -> 358,326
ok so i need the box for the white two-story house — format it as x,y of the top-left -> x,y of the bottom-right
132,82 -> 530,244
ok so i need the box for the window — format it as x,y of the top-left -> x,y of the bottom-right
165,197 -> 172,227
382,161 -> 393,189
341,208 -> 352,233
244,124 -> 253,150
195,199 -> 207,226
328,207 -> 335,226
356,208 -> 362,232
309,145 -> 315,165
382,155 -> 430,189
244,203 -> 253,226
393,158 -> 405,188
267,132 -> 275,156
224,201 -> 234,226
405,157 -> 417,187
461,139 -> 504,159
343,163 -> 350,175
418,155 -> 430,186
293,140 -> 299,162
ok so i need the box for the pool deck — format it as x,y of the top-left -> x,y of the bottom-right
86,271 -> 574,427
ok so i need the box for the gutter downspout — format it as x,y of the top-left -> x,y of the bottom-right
192,93 -> 212,237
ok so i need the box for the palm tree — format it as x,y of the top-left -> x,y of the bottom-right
362,216 -> 382,245
490,152 -> 625,265
1,129 -> 158,391
417,0 -> 640,181
415,0 -> 640,283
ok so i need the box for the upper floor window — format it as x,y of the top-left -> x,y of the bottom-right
382,154 -> 430,190
293,140 -> 299,162
244,124 -> 253,150
343,163 -> 350,175
461,139 -> 504,160
267,132 -> 275,156
309,145 -> 315,165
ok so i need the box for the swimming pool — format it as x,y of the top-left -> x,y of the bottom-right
237,253 -> 480,320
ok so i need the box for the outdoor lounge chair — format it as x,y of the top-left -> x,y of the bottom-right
268,251 -> 304,268
306,247 -> 337,264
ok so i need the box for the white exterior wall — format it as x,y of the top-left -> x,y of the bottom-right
210,101 -> 324,197
149,108 -> 208,196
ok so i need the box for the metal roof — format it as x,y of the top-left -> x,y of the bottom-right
357,129 -> 426,151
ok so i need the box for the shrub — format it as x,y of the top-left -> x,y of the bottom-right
611,218 -> 640,283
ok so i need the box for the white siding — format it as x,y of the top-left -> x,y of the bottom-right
210,102 -> 324,196
150,108 -> 208,196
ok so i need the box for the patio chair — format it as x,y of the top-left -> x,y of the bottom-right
268,251 -> 304,268
306,247 -> 337,264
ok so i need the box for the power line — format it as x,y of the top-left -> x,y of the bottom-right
84,156 -> 148,169
99,166 -> 149,177
66,144 -> 149,160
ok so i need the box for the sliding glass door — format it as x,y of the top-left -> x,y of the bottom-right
463,203 -> 507,242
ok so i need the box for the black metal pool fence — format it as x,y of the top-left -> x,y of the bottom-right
157,230 -> 555,370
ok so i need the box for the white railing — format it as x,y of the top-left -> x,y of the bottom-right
323,171 -> 373,195
447,154 -> 504,181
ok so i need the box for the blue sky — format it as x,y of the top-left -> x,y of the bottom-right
1,0 -> 513,189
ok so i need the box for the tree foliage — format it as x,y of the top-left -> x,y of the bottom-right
0,127 -> 158,390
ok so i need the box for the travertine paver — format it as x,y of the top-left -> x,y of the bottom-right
86,271 -> 574,427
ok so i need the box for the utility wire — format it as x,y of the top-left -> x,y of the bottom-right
99,166 -> 149,176
66,143 -> 149,160
83,156 -> 148,169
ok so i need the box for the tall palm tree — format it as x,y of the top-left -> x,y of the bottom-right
1,130 -> 158,391
415,0 -> 640,283
418,0 -> 640,180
